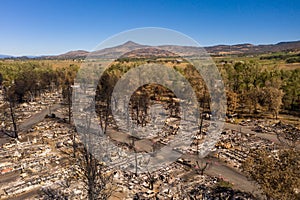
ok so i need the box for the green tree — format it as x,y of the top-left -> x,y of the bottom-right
243,148 -> 300,200
282,69 -> 300,111
262,75 -> 284,119
0,73 -> 3,86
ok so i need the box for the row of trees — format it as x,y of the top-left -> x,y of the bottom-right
0,62 -> 79,103
0,61 -> 79,138
3,60 -> 297,129
222,61 -> 300,117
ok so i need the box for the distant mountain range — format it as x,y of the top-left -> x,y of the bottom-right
205,41 -> 300,55
0,54 -> 39,59
0,54 -> 13,59
1,40 -> 300,60
42,40 -> 300,59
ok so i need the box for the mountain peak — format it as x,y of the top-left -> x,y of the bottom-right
122,41 -> 141,46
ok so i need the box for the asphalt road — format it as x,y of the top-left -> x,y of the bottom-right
224,122 -> 281,144
19,103 -> 62,132
0,103 -> 62,147
179,153 -> 261,195
205,158 -> 260,195
106,126 -> 262,195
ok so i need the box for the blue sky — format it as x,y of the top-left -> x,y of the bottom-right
1,0 -> 299,56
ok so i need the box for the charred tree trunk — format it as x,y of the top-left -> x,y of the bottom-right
3,86 -> 18,138
8,97 -> 18,138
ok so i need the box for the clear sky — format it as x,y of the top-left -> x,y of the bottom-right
1,0 -> 299,56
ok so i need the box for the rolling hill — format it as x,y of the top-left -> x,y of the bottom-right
2,40 -> 300,60
49,40 -> 300,59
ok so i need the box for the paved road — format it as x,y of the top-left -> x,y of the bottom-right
180,154 -> 261,195
0,104 -> 62,146
106,126 -> 262,195
224,122 -> 281,144
19,104 -> 62,132
205,158 -> 260,195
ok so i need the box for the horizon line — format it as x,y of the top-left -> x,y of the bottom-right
1,39 -> 299,57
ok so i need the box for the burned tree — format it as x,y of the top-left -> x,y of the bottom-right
130,90 -> 150,127
128,135 -> 139,176
2,83 -> 18,138
144,171 -> 157,190
75,113 -> 115,200
78,145 -> 114,199
194,159 -> 212,175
